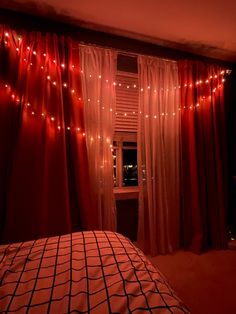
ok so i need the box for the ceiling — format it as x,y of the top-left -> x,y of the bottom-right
1,0 -> 236,62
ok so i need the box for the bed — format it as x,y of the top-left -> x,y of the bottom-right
0,231 -> 189,313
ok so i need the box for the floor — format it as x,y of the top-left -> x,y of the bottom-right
149,249 -> 236,314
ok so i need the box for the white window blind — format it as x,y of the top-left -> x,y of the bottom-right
115,71 -> 139,133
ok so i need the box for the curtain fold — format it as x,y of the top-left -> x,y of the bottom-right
0,27 -> 97,244
138,56 -> 180,255
178,60 -> 228,252
79,45 -> 117,231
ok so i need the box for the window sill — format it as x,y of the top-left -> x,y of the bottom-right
114,187 -> 140,200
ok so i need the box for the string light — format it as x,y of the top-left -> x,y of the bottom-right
1,33 -> 231,133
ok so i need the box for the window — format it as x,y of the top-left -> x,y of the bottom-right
113,137 -> 138,187
113,65 -> 139,192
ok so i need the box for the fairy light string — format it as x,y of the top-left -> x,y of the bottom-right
1,31 -> 231,144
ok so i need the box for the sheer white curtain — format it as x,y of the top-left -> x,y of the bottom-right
138,56 -> 180,255
79,45 -> 117,231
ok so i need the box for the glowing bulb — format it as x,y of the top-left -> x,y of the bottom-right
51,117 -> 55,121
53,81 -> 56,86
63,83 -> 67,88
71,89 -> 75,94
61,63 -> 65,68
47,75 -> 51,80
27,46 -> 30,50
67,126 -> 70,130
77,128 -> 80,131
58,126 -> 61,130
16,48 -> 19,52
43,53 -> 46,57
5,32 -> 9,37
32,111 -> 35,115
33,51 -> 36,55
53,60 -> 56,64
98,75 -> 102,79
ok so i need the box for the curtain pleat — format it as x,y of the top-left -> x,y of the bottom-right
79,45 -> 117,231
178,60 -> 228,252
137,56 -> 180,255
0,27 -> 96,244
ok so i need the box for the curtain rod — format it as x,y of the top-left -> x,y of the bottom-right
77,42 -> 232,74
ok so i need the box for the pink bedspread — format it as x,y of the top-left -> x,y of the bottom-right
0,231 -> 189,313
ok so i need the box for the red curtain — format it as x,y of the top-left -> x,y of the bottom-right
178,60 -> 228,252
0,26 -> 98,244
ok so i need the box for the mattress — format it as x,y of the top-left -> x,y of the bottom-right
0,231 -> 189,313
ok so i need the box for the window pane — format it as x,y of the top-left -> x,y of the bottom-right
123,141 -> 137,147
122,149 -> 138,186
